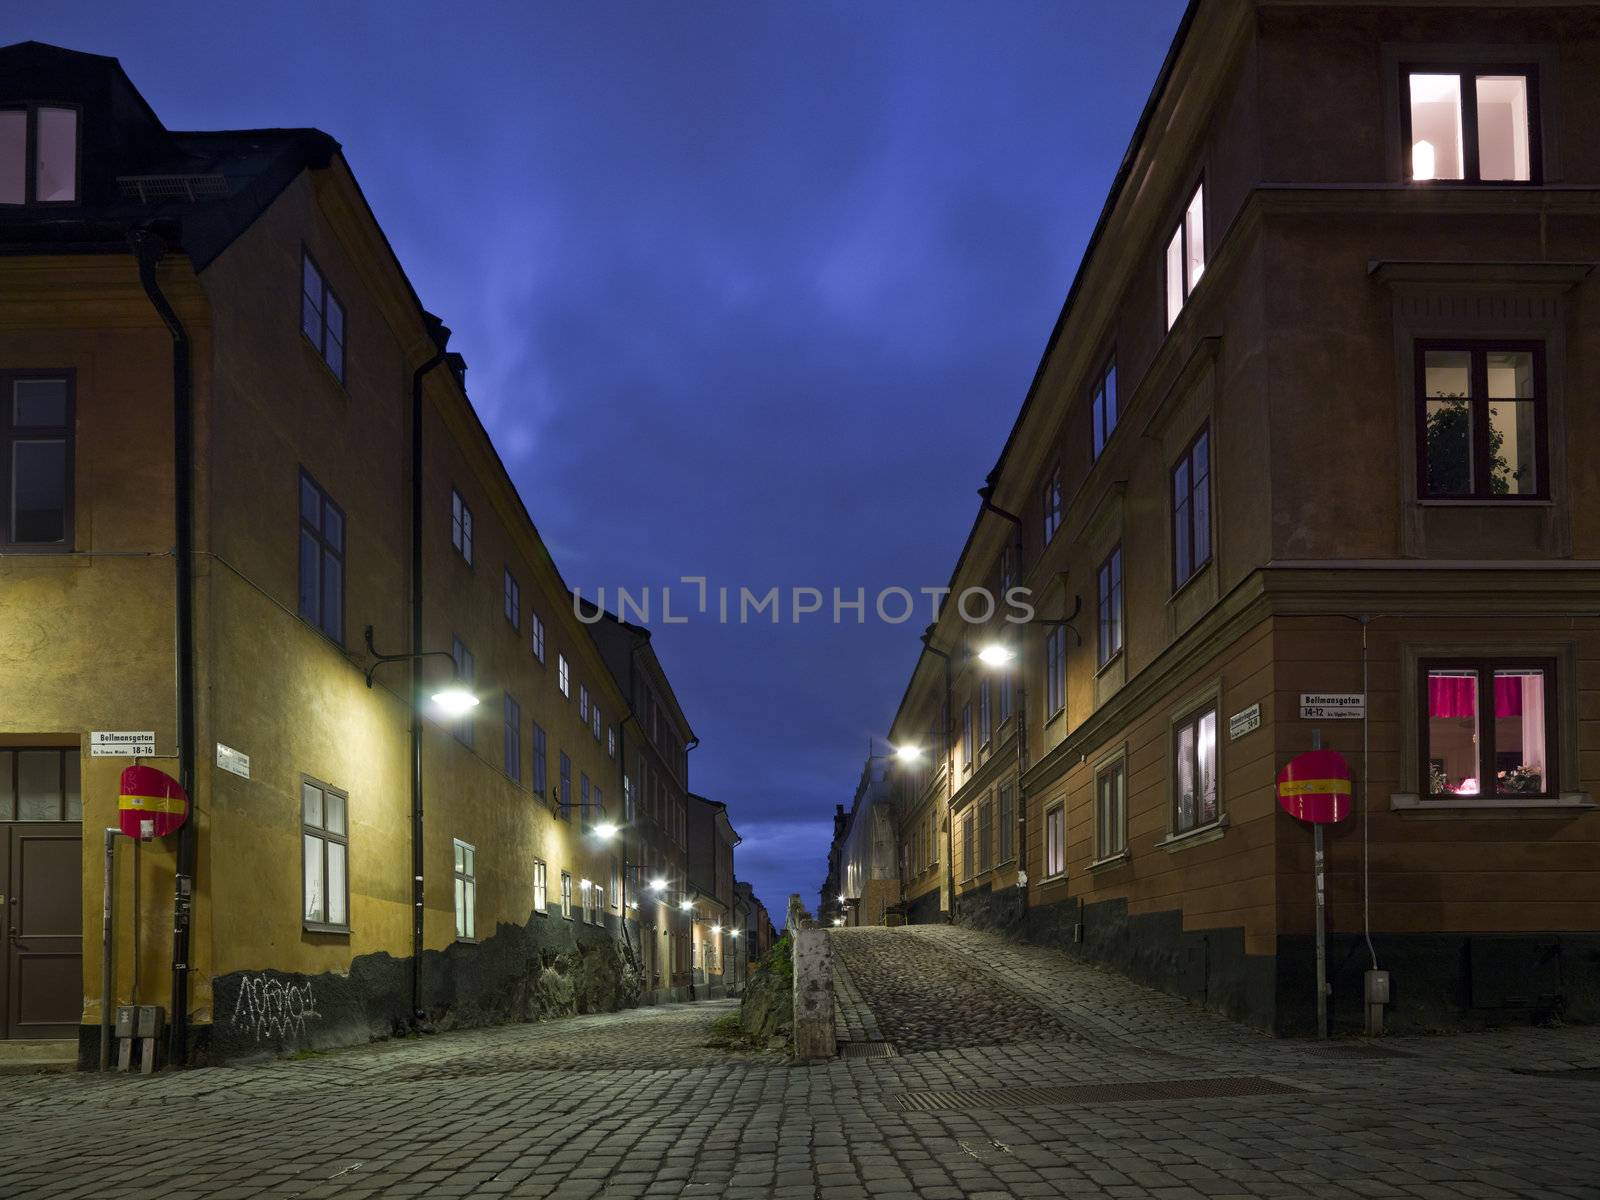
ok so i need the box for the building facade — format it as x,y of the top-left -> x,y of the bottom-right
884,0 -> 1600,1034
0,41 -> 707,1065
685,793 -> 738,995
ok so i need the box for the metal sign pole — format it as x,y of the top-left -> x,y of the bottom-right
1311,728 -> 1328,1039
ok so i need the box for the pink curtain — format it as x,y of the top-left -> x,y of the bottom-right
1428,674 -> 1528,719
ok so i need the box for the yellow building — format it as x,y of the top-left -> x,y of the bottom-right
0,40 -> 688,1065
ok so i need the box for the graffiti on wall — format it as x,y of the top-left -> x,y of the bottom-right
230,975 -> 323,1044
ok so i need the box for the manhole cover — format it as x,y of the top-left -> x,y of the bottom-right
896,1075 -> 1303,1112
839,1041 -> 898,1059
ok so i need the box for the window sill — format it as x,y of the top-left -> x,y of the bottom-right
1158,816 -> 1229,852
1167,559 -> 1214,605
1415,498 -> 1553,508
1037,870 -> 1069,887
454,936 -> 481,946
534,908 -> 549,918
1390,792 -> 1594,813
1095,650 -> 1124,679
1088,849 -> 1130,872
303,923 -> 350,936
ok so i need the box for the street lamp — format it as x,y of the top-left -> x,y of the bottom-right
977,643 -> 1015,667
893,744 -> 923,763
593,822 -> 619,840
363,625 -> 478,715
649,878 -> 667,891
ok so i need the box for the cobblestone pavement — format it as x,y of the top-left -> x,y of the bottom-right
3,930 -> 1599,1200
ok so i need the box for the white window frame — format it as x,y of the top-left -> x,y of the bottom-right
1043,802 -> 1066,879
302,778 -> 349,932
531,612 -> 546,662
503,568 -> 520,629
453,839 -> 477,941
450,488 -> 474,564
561,871 -> 573,920
1164,182 -> 1206,330
533,858 -> 548,914
558,654 -> 570,697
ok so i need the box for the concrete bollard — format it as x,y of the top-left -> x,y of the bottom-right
792,927 -> 836,1062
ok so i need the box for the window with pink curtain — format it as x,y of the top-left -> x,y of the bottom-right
1424,662 -> 1550,797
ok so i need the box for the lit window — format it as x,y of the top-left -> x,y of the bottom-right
503,569 -> 520,630
560,871 -> 573,919
1419,342 -> 1544,499
302,779 -> 348,930
608,726 -> 617,758
592,704 -> 602,741
0,106 -> 77,205
449,488 -> 473,564
503,692 -> 521,782
579,684 -> 589,721
531,612 -> 545,662
1173,703 -> 1219,834
533,859 -> 548,914
1041,464 -> 1063,545
3,373 -> 72,549
1171,424 -> 1211,588
453,840 -> 476,940
1044,804 -> 1065,877
300,252 -> 345,381
558,655 -> 570,697
1044,626 -> 1066,718
1424,659 -> 1553,798
1165,183 -> 1205,329
1091,357 -> 1118,459
1096,760 -> 1126,860
1406,68 -> 1534,183
297,470 -> 344,643
1097,545 -> 1123,668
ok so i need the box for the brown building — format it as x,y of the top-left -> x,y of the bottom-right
886,0 -> 1600,1034
685,793 -> 738,994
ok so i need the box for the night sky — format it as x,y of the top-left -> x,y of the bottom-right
16,1 -> 1186,917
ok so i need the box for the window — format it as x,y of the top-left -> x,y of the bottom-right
594,785 -> 604,823
1091,357 -> 1118,459
579,684 -> 589,722
977,798 -> 993,874
998,543 -> 1017,597
592,704 -> 602,742
561,871 -> 573,919
503,569 -> 520,630
1171,424 -> 1212,588
531,612 -> 546,662
1417,342 -> 1544,500
1044,804 -> 1065,878
533,722 -> 548,796
452,840 -> 476,939
1164,183 -> 1205,329
450,488 -> 473,564
962,812 -> 975,881
611,861 -> 621,910
533,859 -> 548,914
1097,545 -> 1123,668
0,748 -> 82,821
592,884 -> 605,924
1423,659 -> 1554,798
961,703 -> 973,767
1045,626 -> 1066,718
297,470 -> 344,643
559,752 -> 572,820
503,692 -> 521,782
623,773 -> 634,821
0,105 -> 78,205
300,251 -> 345,381
450,637 -> 475,745
580,773 -> 591,832
978,680 -> 992,747
558,655 -> 570,697
1041,464 -> 1063,546
1096,760 -> 1127,860
997,785 -> 1014,865
302,780 -> 349,930
581,878 -> 594,924
3,373 -> 72,550
1173,702 -> 1219,834
1405,67 -> 1536,183
608,727 -> 616,758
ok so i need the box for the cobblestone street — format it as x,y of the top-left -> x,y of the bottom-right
4,927 -> 1600,1199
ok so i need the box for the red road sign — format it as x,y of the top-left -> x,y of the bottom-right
119,763 -> 189,839
1276,749 -> 1352,824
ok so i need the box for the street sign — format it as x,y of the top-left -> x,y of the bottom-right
90,731 -> 155,757
216,743 -> 251,779
1277,749 -> 1352,824
118,763 -> 189,839
1228,703 -> 1261,740
1299,693 -> 1364,720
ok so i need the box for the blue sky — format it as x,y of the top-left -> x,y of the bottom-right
12,0 -> 1187,918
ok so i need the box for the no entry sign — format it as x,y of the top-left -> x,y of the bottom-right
119,764 -> 189,839
1276,749 -> 1352,824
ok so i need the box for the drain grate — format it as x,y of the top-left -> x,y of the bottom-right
839,1041 -> 898,1059
896,1075 -> 1303,1112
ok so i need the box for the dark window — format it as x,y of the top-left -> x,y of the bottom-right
2,372 -> 72,550
1044,626 -> 1066,718
531,612 -> 545,662
1041,464 -> 1063,545
533,722 -> 548,795
961,703 -> 973,767
0,748 -> 81,821
1404,67 -> 1538,183
0,105 -> 78,206
1417,341 -> 1545,500
580,773 -> 591,832
503,692 -> 521,782
962,812 -> 975,881
998,785 -> 1014,864
977,798 -> 993,874
450,637 -> 474,746
1422,658 -> 1555,799
1171,424 -> 1212,588
1173,702 -> 1219,834
503,569 -> 520,630
300,251 -> 346,381
978,680 -> 992,747
559,752 -> 572,820
1091,357 -> 1118,459
297,470 -> 345,643
1096,760 -> 1126,859
450,488 -> 473,563
997,667 -> 1012,725
1097,545 -> 1123,668
1165,183 -> 1205,329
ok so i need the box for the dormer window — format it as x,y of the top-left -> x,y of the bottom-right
0,105 -> 79,205
1405,68 -> 1537,183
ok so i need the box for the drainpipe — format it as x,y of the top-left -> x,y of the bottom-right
410,345 -> 449,1021
130,228 -> 197,1069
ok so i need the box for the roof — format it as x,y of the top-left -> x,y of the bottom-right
577,596 -> 698,743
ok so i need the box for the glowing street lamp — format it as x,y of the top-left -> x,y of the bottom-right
593,822 -> 619,840
429,685 -> 479,715
680,898 -> 694,912
711,925 -> 722,935
649,878 -> 667,892
893,744 -> 923,763
977,643 -> 1015,667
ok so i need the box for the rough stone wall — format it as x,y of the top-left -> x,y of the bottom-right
737,934 -> 793,1047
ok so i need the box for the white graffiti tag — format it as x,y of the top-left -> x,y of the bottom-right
231,975 -> 322,1043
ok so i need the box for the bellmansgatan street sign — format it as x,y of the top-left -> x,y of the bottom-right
1298,692 -> 1364,720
